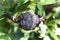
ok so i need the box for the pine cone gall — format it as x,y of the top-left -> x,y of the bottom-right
17,12 -> 39,30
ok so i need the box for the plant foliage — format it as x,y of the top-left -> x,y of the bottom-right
0,0 -> 60,40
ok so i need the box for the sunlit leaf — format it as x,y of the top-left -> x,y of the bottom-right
39,0 -> 57,5
0,32 -> 11,40
48,29 -> 59,40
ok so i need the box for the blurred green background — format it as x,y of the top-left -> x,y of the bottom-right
0,0 -> 60,40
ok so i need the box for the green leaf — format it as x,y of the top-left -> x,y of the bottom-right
16,1 -> 31,12
55,13 -> 60,19
11,29 -> 24,40
0,32 -> 11,40
54,7 -> 60,19
0,18 -> 11,33
0,3 -> 4,16
37,4 -> 45,16
48,29 -> 59,40
0,10 -> 4,17
20,32 -> 30,40
49,21 -> 57,30
28,3 -> 36,12
45,14 -> 57,30
34,3 -> 45,16
3,0 -> 10,9
46,14 -> 54,21
39,0 -> 57,5
45,14 -> 54,25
